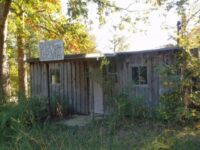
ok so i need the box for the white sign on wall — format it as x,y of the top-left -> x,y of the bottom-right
39,40 -> 64,61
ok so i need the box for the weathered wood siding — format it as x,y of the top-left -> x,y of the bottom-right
103,50 -> 177,112
29,49 -> 177,116
30,61 -> 91,116
30,63 -> 48,98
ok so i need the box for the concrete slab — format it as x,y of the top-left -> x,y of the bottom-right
59,115 -> 92,127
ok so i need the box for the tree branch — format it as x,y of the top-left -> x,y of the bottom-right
187,7 -> 200,24
98,1 -> 157,13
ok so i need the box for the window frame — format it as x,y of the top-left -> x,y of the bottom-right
131,65 -> 148,86
50,68 -> 61,85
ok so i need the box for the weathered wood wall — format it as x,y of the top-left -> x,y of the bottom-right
29,49 -> 177,116
30,61 -> 92,116
30,63 -> 48,98
103,50 -> 177,112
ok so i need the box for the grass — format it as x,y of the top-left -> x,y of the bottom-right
1,99 -> 200,150
1,118 -> 200,150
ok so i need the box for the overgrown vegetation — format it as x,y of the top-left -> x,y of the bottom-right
0,83 -> 200,149
108,93 -> 149,121
0,97 -> 48,146
0,0 -> 200,149
1,98 -> 200,149
155,50 -> 200,123
154,32 -> 200,123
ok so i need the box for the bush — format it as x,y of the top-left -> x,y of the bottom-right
0,97 -> 48,144
109,93 -> 149,121
156,91 -> 182,121
156,91 -> 200,123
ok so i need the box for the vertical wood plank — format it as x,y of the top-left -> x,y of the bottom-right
147,54 -> 152,108
84,61 -> 89,114
33,63 -> 37,96
49,63 -> 54,116
155,54 -> 161,106
35,63 -> 39,96
76,61 -> 80,113
63,62 -> 68,113
80,61 -> 85,114
84,62 -> 87,114
72,62 -> 76,113
41,64 -> 45,97
67,62 -> 72,112
89,63 -> 94,115
39,63 -> 42,97
60,62 -> 65,114
79,61 -> 83,114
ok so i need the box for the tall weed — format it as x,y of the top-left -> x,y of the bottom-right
157,91 -> 200,123
107,92 -> 150,132
0,97 -> 48,146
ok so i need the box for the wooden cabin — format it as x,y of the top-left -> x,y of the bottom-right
28,47 -> 178,116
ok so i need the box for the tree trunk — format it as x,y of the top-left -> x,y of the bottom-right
0,0 -> 11,103
17,12 -> 27,98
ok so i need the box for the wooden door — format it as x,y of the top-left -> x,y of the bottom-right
48,63 -> 63,116
93,80 -> 104,114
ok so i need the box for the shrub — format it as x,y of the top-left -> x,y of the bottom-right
109,93 -> 149,122
0,97 -> 48,144
156,91 -> 182,121
156,91 -> 200,123
49,95 -> 68,118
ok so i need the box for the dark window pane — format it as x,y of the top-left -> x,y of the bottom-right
132,67 -> 139,84
55,70 -> 60,83
139,66 -> 147,84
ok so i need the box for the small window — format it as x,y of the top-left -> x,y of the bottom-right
50,69 -> 60,84
132,66 -> 147,85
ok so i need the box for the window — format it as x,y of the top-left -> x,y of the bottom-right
50,69 -> 60,84
132,66 -> 147,85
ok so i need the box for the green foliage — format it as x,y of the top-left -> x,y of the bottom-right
0,97 -> 48,143
108,92 -> 150,125
1,97 -> 200,149
157,91 -> 183,121
49,94 -> 69,118
110,93 -> 133,120
62,23 -> 95,54
67,0 -> 112,23
156,44 -> 200,123
26,97 -> 49,122
176,107 -> 200,122
157,90 -> 200,122
8,0 -> 95,56
151,0 -> 200,123
156,63 -> 180,89
6,0 -> 96,96
0,96 -> 49,148
7,48 -> 18,95
1,115 -> 200,149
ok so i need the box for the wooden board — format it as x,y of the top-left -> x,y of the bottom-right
29,50 -> 178,116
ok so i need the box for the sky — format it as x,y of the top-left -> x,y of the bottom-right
61,0 -> 179,53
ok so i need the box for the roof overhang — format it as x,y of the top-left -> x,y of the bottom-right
27,47 -> 179,63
